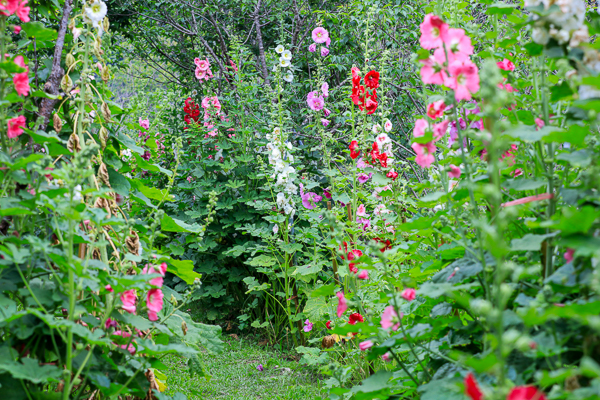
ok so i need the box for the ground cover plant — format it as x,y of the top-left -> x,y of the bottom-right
2,0 -> 600,399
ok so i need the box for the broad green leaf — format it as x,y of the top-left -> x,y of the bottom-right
167,259 -> 201,284
511,232 -> 558,251
161,215 -> 202,233
22,21 -> 57,41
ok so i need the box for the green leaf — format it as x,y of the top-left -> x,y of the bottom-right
503,178 -> 546,191
487,2 -> 516,14
0,61 -> 26,74
0,348 -> 62,384
166,259 -> 201,284
351,371 -> 392,396
511,232 -> 559,251
543,124 -> 587,146
22,22 -> 57,41
550,81 -> 573,101
310,283 -> 336,298
304,296 -> 328,321
161,215 -> 202,233
556,150 -> 592,167
129,179 -> 173,202
133,154 -> 173,176
107,168 -> 130,196
504,125 -> 563,142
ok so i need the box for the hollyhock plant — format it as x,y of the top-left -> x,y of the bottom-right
412,141 -> 436,168
139,118 -> 150,129
413,119 -> 428,137
497,58 -> 515,71
312,27 -> 329,44
357,270 -> 369,280
364,70 -> 380,89
303,319 -> 313,332
13,70 -> 29,96
299,183 -> 322,209
433,120 -> 449,140
321,47 -> 329,57
420,14 -> 449,49
359,340 -> 373,351
336,291 -> 347,317
357,173 -> 372,184
436,28 -> 473,62
382,352 -> 392,362
308,43 -> 316,52
306,91 -> 325,111
401,288 -> 416,301
381,305 -> 401,330
321,82 -> 329,97
420,54 -> 447,85
427,100 -> 446,119
15,0 -> 29,22
121,289 -> 137,314
384,119 -> 392,132
445,59 -> 480,101
564,248 -> 575,263
348,312 -> 364,325
147,288 -> 164,321
347,249 -> 363,273
464,373 -> 483,400
448,164 -> 462,178
356,204 -> 368,217
326,320 -> 333,329
7,115 -> 26,138
349,140 -> 360,159
386,170 -> 399,180
112,330 -> 136,355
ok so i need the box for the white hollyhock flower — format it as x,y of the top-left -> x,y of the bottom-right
275,45 -> 285,54
281,50 -> 292,60
284,72 -> 294,83
372,124 -> 382,134
85,1 -> 108,33
279,58 -> 291,68
273,225 -> 279,234
384,119 -> 393,132
532,27 -> 550,45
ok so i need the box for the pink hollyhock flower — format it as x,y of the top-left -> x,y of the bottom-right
497,58 -> 515,71
321,82 -> 329,97
323,188 -> 332,199
0,0 -> 20,15
413,118 -> 428,137
351,66 -> 361,81
323,108 -> 331,117
420,55 -> 447,85
373,185 -> 392,200
321,118 -> 330,127
112,330 -> 136,355
419,14 -> 448,49
303,319 -> 313,332
464,373 -> 483,400
358,270 -> 369,280
501,193 -> 553,207
105,318 -> 117,329
13,25 -> 21,34
336,291 -> 347,317
498,81 -> 517,92
401,288 -> 416,301
449,118 -> 467,145
564,248 -> 575,263
357,172 -> 372,184
357,217 -> 371,231
306,91 -> 324,111
13,71 -> 29,96
381,305 -> 401,330
139,118 -> 150,129
120,289 -> 137,314
382,352 -> 392,362
356,157 -> 367,169
195,67 -> 206,80
412,141 -> 436,168
312,27 -> 329,44
105,284 -> 114,293
535,118 -> 545,130
7,115 -> 26,138
321,47 -> 329,57
147,288 -> 164,321
325,36 -> 331,47
427,100 -> 446,119
433,120 -> 449,140
196,59 -> 210,71
436,28 -> 473,63
299,183 -> 323,209
359,340 -> 373,351
16,0 -> 29,22
507,387 -> 547,400
448,164 -> 462,178
384,119 -> 392,132
356,204 -> 368,217
142,263 -> 167,287
445,60 -> 480,101
308,43 -> 316,52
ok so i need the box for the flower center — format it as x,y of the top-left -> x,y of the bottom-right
432,27 -> 440,38
457,73 -> 466,86
92,4 -> 101,12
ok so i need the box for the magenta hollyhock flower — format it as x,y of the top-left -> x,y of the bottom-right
141,150 -> 151,161
321,118 -> 330,127
413,118 -> 428,137
325,36 -> 331,47
445,59 -> 480,101
105,318 -> 117,329
497,58 -> 515,71
336,291 -> 347,317
7,115 -> 26,138
323,188 -> 332,199
105,284 -> 114,293
308,43 -> 317,52
321,47 -> 329,57
121,289 -> 137,314
323,108 -> 331,117
257,364 -> 264,371
356,204 -> 368,217
401,288 -> 416,301
147,288 -> 164,321
299,183 -> 323,209
381,305 -> 401,330
357,217 -> 371,231
382,352 -> 392,362
535,118 -> 545,129
564,248 -> 575,263
356,158 -> 368,169
433,120 -> 449,141
448,164 -> 462,178
427,100 -> 446,119
448,118 -> 467,145
306,91 -> 325,111
359,340 -> 373,351
412,141 -> 436,168
419,14 -> 448,49
139,118 -> 150,129
358,270 -> 369,280
357,173 -> 372,184
303,319 -> 313,332
312,27 -> 329,44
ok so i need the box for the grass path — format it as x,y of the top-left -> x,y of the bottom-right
163,336 -> 323,400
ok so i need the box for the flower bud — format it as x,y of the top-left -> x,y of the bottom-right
516,336 -> 533,352
181,320 -> 188,336
67,133 -> 81,153
53,113 -> 63,132
103,17 -> 110,32
101,64 -> 110,83
66,53 -> 76,69
101,102 -> 111,122
170,294 -> 177,306
61,74 -> 73,93
99,126 -> 109,150
470,299 -> 492,316
98,162 -> 111,187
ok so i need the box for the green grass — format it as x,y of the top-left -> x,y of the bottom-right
162,336 -> 324,400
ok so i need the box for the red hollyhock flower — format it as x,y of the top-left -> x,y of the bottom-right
368,142 -> 380,164
386,171 -> 399,180
374,238 -> 393,252
507,387 -> 547,400
464,373 -> 483,400
326,320 -> 333,329
365,90 -> 378,114
364,70 -> 380,89
347,249 -> 363,273
349,141 -> 361,159
378,152 -> 388,168
351,85 -> 366,108
348,313 -> 364,325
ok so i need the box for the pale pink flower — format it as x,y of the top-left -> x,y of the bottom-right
497,58 -> 515,71
321,118 -> 330,127
312,27 -> 329,44
147,288 -> 164,321
448,164 -> 462,178
413,118 -> 428,137
356,204 -> 368,217
564,248 -> 575,263
401,288 -> 416,301
376,133 -> 391,147
445,59 -> 480,101
436,28 -> 473,63
412,141 -> 436,168
359,340 -> 373,351
196,59 -> 210,71
358,173 -> 372,184
356,157 -> 368,169
306,91 -> 324,111
382,352 -> 392,362
336,291 -> 347,317
121,289 -> 137,314
7,115 -> 26,138
358,270 -> 369,280
381,305 -> 401,330
384,119 -> 393,132
325,37 -> 331,47
373,185 -> 392,200
139,118 -> 150,129
195,67 -> 206,80
535,118 -> 545,130
419,14 -> 448,49
308,43 -> 316,52
321,82 -> 329,97
420,55 -> 446,85
432,120 -> 449,141
427,100 -> 446,119
321,47 -> 329,57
